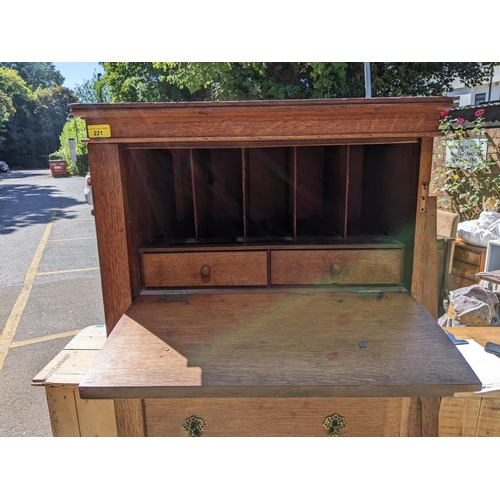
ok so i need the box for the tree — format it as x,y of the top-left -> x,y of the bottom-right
369,62 -> 498,97
2,62 -> 64,89
51,116 -> 88,175
0,67 -> 31,142
100,63 -> 191,102
33,85 -> 76,156
99,62 -> 497,102
0,63 -> 75,166
74,71 -> 111,103
0,66 -> 35,159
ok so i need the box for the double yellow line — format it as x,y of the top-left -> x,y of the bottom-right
0,210 -> 57,370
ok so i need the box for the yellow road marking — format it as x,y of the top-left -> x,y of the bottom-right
37,267 -> 100,276
0,210 -> 57,370
10,330 -> 80,348
48,237 -> 96,242
53,218 -> 94,223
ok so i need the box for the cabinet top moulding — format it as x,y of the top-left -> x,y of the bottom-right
71,97 -> 452,144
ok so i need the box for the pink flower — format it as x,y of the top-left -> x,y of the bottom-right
475,108 -> 485,117
457,117 -> 465,125
440,110 -> 449,117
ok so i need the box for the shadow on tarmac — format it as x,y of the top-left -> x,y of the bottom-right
0,170 -> 82,235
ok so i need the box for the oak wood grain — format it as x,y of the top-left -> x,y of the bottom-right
114,399 -> 145,437
71,98 -> 452,144
411,138 -> 437,317
142,251 -> 268,287
78,292 -> 481,400
271,249 -> 403,285
88,143 -> 132,334
421,397 -> 440,437
144,397 -> 403,437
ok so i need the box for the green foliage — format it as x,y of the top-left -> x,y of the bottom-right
0,63 -> 75,165
99,63 -> 191,102
74,71 -> 111,103
370,62 -> 497,97
52,116 -> 88,175
180,61 -> 489,100
0,67 -> 33,139
2,62 -> 64,89
433,109 -> 500,221
155,62 -> 316,100
33,85 -> 76,156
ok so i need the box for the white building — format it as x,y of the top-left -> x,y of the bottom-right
446,65 -> 500,108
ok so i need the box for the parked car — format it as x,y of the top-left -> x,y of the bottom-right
84,172 -> 93,205
0,160 -> 9,172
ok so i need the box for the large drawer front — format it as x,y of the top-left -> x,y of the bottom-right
144,397 -> 404,437
143,251 -> 268,287
271,249 -> 403,285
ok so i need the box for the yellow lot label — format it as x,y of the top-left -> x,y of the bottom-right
87,124 -> 111,138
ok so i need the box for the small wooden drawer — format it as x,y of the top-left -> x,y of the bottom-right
144,397 -> 404,437
271,249 -> 403,285
449,273 -> 477,290
454,246 -> 481,265
142,251 -> 268,287
451,259 -> 479,281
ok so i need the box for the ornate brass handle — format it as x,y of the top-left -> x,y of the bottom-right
200,265 -> 211,277
330,264 -> 342,275
323,413 -> 347,437
182,415 -> 205,437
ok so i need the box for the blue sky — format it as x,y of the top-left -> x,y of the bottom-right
53,62 -> 103,90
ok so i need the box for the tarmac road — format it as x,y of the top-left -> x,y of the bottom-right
0,168 -> 105,436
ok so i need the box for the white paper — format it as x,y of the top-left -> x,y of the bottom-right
456,339 -> 500,393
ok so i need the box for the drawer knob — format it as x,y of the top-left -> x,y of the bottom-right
330,264 -> 342,275
200,265 -> 211,277
182,415 -> 205,437
323,413 -> 347,437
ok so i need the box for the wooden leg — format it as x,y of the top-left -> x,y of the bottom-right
114,399 -> 146,437
421,397 -> 440,437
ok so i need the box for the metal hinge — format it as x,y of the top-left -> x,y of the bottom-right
162,292 -> 189,302
356,289 -> 385,299
419,182 -> 429,214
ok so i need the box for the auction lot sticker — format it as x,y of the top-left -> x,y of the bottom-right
88,124 -> 111,138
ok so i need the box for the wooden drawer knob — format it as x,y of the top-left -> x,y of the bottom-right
330,264 -> 342,275
200,265 -> 211,277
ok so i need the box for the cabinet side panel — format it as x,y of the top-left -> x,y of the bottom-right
438,397 -> 481,437
412,137 -> 438,317
88,143 -> 132,334
45,387 -> 80,437
357,143 -> 420,291
124,149 -> 173,298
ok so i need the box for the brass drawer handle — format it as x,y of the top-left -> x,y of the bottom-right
330,264 -> 342,275
182,415 -> 205,437
200,265 -> 211,277
323,413 -> 347,437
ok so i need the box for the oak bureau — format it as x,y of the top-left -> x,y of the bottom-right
70,98 -> 480,437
